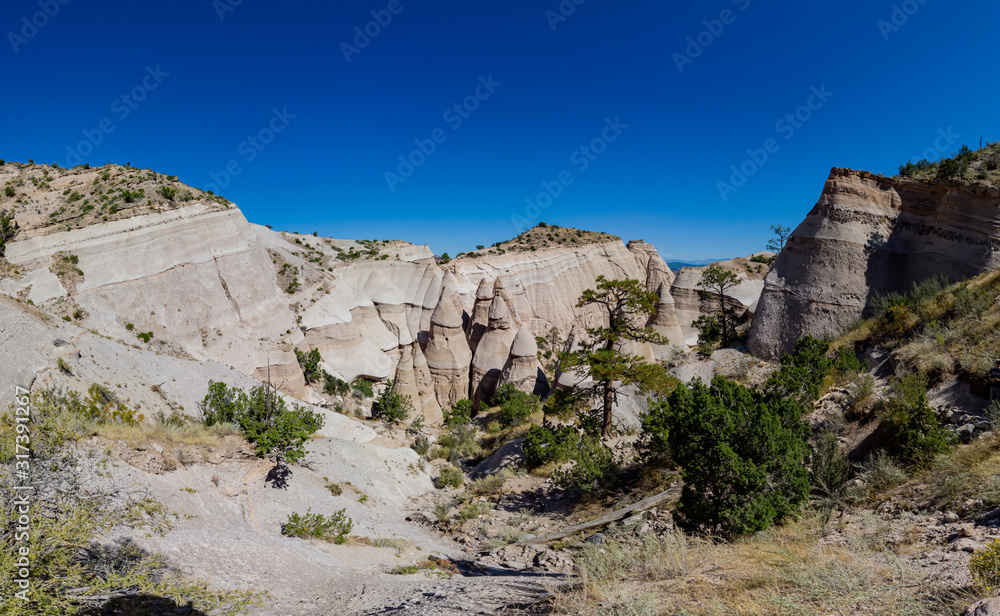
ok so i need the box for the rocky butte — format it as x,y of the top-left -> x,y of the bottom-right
749,167 -> 1000,359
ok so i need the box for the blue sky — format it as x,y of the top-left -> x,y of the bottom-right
2,0 -> 997,260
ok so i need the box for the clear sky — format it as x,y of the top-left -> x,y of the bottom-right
2,0 -> 997,260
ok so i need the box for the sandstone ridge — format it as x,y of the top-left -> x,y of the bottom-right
749,167 -> 1000,359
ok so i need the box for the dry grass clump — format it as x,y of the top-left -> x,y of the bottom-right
93,416 -> 242,451
552,514 -> 973,616
840,270 -> 1000,391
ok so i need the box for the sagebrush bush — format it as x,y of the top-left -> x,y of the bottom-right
855,450 -> 907,495
435,465 -> 464,489
410,436 -> 430,456
282,508 -> 352,544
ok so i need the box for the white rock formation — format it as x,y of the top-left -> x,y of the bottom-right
499,327 -> 549,397
424,293 -> 473,413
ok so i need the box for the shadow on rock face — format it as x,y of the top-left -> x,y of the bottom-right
266,461 -> 292,489
82,595 -> 207,616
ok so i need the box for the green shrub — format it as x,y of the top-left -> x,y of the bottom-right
0,209 -> 15,257
121,188 -> 144,203
282,508 -> 352,544
765,335 -> 833,404
523,422 -> 578,468
880,373 -> 953,469
411,436 -> 430,456
435,465 -> 464,489
136,331 -> 154,343
937,157 -> 963,179
3,186 -> 13,198
495,383 -> 536,428
200,380 -> 324,463
70,383 -> 144,425
845,372 -> 877,418
810,432 -> 850,506
436,422 -> 481,462
323,374 -> 350,397
832,346 -> 863,378
294,348 -> 323,384
667,376 -> 810,537
551,434 -> 615,493
898,158 -> 935,177
636,398 -> 672,466
444,399 -> 472,428
693,314 -> 722,350
159,185 -> 177,200
372,380 -> 412,424
352,378 -> 374,398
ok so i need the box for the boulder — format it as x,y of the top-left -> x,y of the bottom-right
965,598 -> 1000,616
470,437 -> 525,479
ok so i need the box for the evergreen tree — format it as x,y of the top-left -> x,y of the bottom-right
697,265 -> 739,346
665,376 -> 810,537
561,276 -> 670,437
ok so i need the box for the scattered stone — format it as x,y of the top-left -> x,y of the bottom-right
950,538 -> 980,553
586,533 -> 607,545
964,597 -> 1000,616
942,511 -> 960,524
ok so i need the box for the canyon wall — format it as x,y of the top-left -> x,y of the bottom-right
749,168 -> 1000,359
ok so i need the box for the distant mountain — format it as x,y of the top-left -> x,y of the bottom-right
667,258 -> 730,270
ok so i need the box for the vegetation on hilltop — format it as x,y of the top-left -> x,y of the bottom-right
455,222 -> 620,258
0,160 -> 230,235
897,141 -> 1000,186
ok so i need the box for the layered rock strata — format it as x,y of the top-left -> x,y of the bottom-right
749,168 -> 1000,359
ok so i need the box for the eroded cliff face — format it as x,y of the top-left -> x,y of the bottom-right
748,168 -> 1000,359
0,162 -> 758,425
